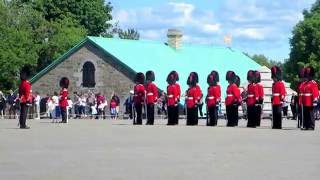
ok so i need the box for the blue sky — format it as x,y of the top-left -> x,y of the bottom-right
109,0 -> 315,61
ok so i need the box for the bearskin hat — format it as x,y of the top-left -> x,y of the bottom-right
304,67 -> 315,79
298,68 -> 305,79
210,70 -> 219,82
207,71 -> 219,86
271,66 -> 282,80
59,77 -> 69,88
146,70 -> 155,81
235,75 -> 241,87
172,70 -> 179,82
254,71 -> 261,83
135,72 -> 145,84
166,72 -> 175,84
226,71 -> 236,82
20,66 -> 31,81
247,70 -> 255,82
187,72 -> 197,86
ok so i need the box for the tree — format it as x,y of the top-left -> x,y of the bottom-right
285,0 -> 320,89
118,29 -> 140,40
244,53 -> 281,69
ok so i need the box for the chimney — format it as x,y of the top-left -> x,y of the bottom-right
167,29 -> 183,49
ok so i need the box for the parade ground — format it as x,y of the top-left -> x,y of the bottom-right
0,118 -> 320,180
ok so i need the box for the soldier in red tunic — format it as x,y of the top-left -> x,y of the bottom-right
59,77 -> 69,123
206,71 -> 221,126
186,72 -> 202,126
173,71 -> 181,125
297,68 -> 306,128
225,71 -> 241,127
271,66 -> 286,129
145,71 -> 158,125
166,71 -> 179,125
18,67 -> 32,129
246,70 -> 259,128
301,67 -> 319,130
254,71 -> 264,126
133,72 -> 145,125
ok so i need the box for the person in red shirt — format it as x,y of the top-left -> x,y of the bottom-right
18,66 -> 32,129
206,71 -> 221,126
133,72 -> 145,125
59,77 -> 69,123
166,71 -> 179,125
254,71 -> 264,127
145,70 -> 158,125
301,67 -> 319,130
245,70 -> 259,128
297,68 -> 306,128
271,66 -> 286,129
186,72 -> 202,126
173,71 -> 181,125
225,71 -> 241,127
110,98 -> 117,120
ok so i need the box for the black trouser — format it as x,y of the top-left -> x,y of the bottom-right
226,105 -> 238,127
8,105 -> 16,119
303,106 -> 315,130
19,103 -> 28,128
146,104 -> 155,125
272,105 -> 282,129
198,103 -> 203,117
134,104 -> 143,125
174,105 -> 179,125
167,105 -> 176,125
298,105 -> 302,128
187,107 -> 198,126
207,105 -> 218,126
247,105 -> 256,128
256,105 -> 262,126
290,104 -> 297,119
129,105 -> 133,119
60,107 -> 67,123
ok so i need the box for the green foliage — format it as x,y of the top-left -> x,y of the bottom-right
244,53 -> 281,69
118,29 -> 140,40
285,0 -> 320,89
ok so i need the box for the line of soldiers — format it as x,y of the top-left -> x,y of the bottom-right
133,65 -> 318,130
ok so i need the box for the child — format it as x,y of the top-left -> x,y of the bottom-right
110,98 -> 117,120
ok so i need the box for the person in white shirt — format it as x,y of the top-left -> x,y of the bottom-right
51,92 -> 60,119
34,92 -> 41,119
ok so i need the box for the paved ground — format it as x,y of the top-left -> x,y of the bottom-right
0,118 -> 319,180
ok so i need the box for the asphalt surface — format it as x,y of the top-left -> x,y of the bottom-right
0,118 -> 319,180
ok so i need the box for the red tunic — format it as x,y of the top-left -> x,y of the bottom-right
272,81 -> 286,105
186,87 -> 197,108
145,82 -> 158,104
19,80 -> 31,103
225,83 -> 241,106
59,88 -> 69,107
257,83 -> 264,101
167,84 -> 179,106
302,80 -> 319,107
206,85 -> 221,107
297,81 -> 305,105
246,83 -> 259,106
134,84 -> 146,105
176,83 -> 181,102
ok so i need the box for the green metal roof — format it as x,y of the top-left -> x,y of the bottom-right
31,36 -> 261,98
87,36 -> 261,97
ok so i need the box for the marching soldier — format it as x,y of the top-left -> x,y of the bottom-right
173,71 -> 181,125
255,71 -> 264,126
297,68 -> 306,128
186,72 -> 202,125
225,71 -> 241,127
145,71 -> 158,125
18,66 -> 32,129
133,72 -> 146,125
59,77 -> 69,123
206,71 -> 221,126
271,66 -> 286,129
246,70 -> 259,128
301,67 -> 319,130
166,71 -> 179,125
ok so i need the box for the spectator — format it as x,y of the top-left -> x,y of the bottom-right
80,94 -> 87,117
282,96 -> 289,118
34,91 -> 41,119
87,92 -> 96,118
0,91 -> 6,119
124,90 -> 134,119
241,87 -> 248,120
110,97 -> 117,119
13,94 -> 20,119
290,93 -> 298,120
160,92 -> 167,116
52,92 -> 60,119
67,98 -> 73,120
96,93 -> 106,119
40,94 -> 50,117
73,92 -> 81,118
7,90 -> 16,119
198,93 -> 204,117
112,92 -> 120,118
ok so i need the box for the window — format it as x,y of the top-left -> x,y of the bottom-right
82,61 -> 96,87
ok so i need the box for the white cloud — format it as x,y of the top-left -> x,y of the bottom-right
203,23 -> 221,33
232,28 -> 268,40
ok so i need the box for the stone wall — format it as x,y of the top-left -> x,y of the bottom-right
32,42 -> 135,105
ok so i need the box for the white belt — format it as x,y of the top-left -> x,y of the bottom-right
168,95 -> 174,98
248,94 -> 254,97
147,93 -> 153,96
273,93 -> 280,96
304,93 -> 312,96
227,94 -> 233,97
207,96 -> 214,100
299,94 -> 304,96
187,97 -> 194,100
